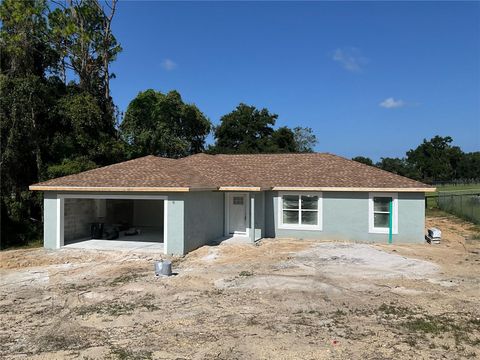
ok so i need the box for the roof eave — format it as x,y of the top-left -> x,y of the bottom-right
29,185 -> 195,192
218,186 -> 264,192
272,186 -> 436,193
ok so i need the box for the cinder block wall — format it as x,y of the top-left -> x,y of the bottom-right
64,199 -> 96,242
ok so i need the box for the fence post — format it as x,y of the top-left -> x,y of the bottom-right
460,194 -> 463,216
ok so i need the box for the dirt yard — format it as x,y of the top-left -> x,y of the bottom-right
1,214 -> 479,359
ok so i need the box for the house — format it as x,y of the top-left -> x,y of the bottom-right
29,153 -> 435,255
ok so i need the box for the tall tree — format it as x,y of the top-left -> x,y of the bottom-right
212,103 -> 277,154
270,126 -> 297,153
406,136 -> 463,182
120,89 -> 211,158
212,103 -> 314,154
456,152 -> 480,180
0,0 -> 56,247
49,0 -> 121,99
48,0 -> 122,140
0,0 -> 123,248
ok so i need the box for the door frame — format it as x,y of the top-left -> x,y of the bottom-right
224,192 -> 250,237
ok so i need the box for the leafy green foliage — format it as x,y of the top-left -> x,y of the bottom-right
212,103 -> 277,154
357,136 -> 478,184
352,156 -> 374,166
46,158 -> 98,178
293,126 -> 317,153
457,152 -> 480,180
406,136 -> 463,182
0,0 -> 123,248
120,89 -> 211,158
210,103 -> 315,154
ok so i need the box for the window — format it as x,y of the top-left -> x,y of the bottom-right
279,192 -> 322,230
233,196 -> 244,205
368,193 -> 398,234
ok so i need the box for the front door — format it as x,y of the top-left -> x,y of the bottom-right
228,194 -> 247,234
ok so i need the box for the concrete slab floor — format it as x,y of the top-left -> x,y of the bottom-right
214,235 -> 251,245
63,239 -> 164,253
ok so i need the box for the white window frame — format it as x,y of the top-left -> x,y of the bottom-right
278,191 -> 323,231
368,192 -> 398,234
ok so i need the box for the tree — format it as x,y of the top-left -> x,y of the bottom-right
0,0 -> 123,248
456,152 -> 480,180
211,103 -> 313,154
48,0 -> 122,138
352,156 -> 373,166
212,103 -> 276,154
48,0 -> 121,101
406,136 -> 463,182
120,89 -> 211,158
270,126 -> 297,153
293,127 -> 317,153
376,157 -> 411,177
0,0 -> 56,77
0,0 -> 55,248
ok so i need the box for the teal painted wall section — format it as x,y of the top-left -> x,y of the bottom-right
397,192 -> 425,243
253,192 -> 265,240
165,194 -> 185,255
267,191 -> 425,243
43,192 -> 58,249
183,191 -> 224,254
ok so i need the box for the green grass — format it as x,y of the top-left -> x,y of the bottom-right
435,184 -> 480,192
426,183 -> 480,210
2,238 -> 43,250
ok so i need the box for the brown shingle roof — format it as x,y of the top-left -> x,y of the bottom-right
30,153 -> 434,192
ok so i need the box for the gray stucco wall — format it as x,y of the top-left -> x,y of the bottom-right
165,194 -> 184,255
266,191 -> 425,243
183,191 -> 225,254
43,192 -> 58,249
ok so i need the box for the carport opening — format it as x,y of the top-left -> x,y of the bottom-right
63,198 -> 164,247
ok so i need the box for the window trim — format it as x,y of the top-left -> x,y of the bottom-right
278,191 -> 323,231
368,192 -> 398,234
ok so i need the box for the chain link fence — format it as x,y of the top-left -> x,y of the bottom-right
437,192 -> 480,224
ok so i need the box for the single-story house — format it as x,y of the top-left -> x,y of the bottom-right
29,153 -> 435,255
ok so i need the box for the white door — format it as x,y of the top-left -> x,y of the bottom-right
228,194 -> 247,234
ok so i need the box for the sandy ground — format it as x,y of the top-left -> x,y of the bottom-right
0,214 -> 479,359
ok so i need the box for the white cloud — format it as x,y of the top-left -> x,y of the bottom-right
160,58 -> 177,71
379,97 -> 406,109
331,47 -> 368,72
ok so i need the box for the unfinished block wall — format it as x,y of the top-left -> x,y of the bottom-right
64,199 -> 96,242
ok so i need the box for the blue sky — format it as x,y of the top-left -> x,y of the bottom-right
110,1 -> 479,161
